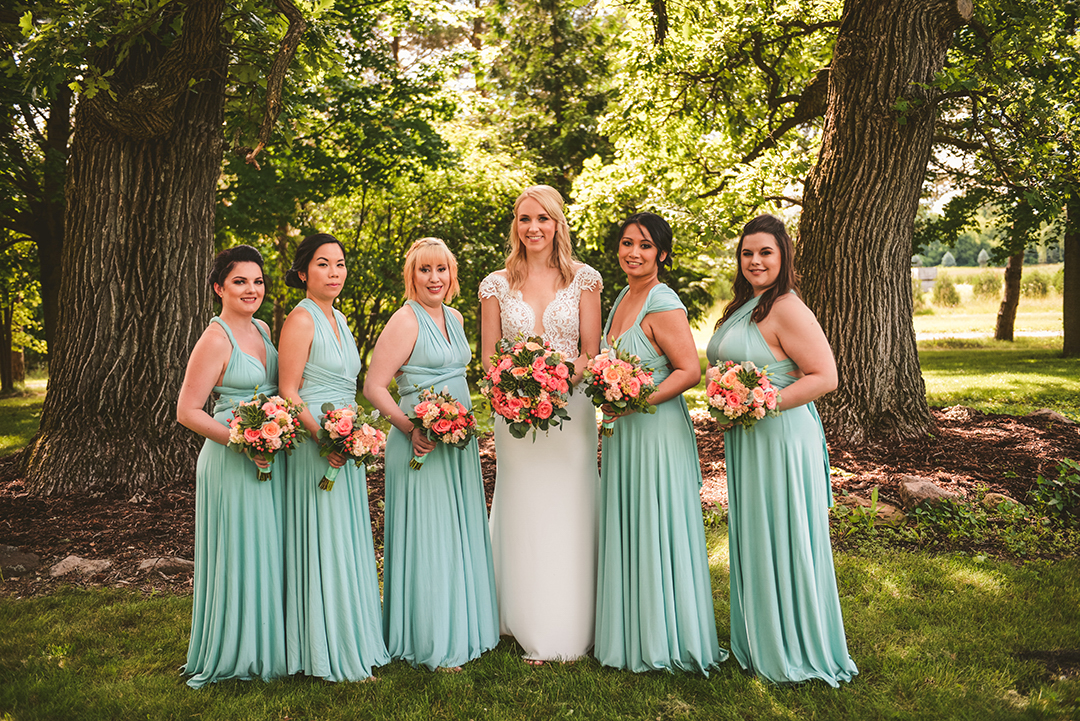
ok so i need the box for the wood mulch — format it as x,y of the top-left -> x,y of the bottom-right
1,406 -> 1076,598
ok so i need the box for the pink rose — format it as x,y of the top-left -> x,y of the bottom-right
764,389 -> 777,410
534,400 -> 554,419
414,401 -> 431,417
335,415 -> 354,436
752,387 -> 766,404
554,363 -> 569,379
626,377 -> 641,398
261,401 -> 278,415
497,357 -> 513,371
433,418 -> 453,434
244,427 -> 262,444
261,420 -> 282,439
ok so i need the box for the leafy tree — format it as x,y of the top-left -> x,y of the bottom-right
0,236 -> 44,392
12,0 -> 330,495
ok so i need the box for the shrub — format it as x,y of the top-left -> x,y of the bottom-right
1053,268 -> 1065,295
971,271 -> 1003,300
941,250 -> 956,267
1030,459 -> 1080,525
932,273 -> 961,307
1020,270 -> 1052,298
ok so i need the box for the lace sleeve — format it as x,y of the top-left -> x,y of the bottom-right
575,264 -> 603,293
478,273 -> 507,301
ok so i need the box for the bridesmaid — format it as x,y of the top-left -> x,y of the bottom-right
177,245 -> 286,688
594,213 -> 725,675
363,237 -> 499,671
706,214 -> 857,686
278,233 -> 390,682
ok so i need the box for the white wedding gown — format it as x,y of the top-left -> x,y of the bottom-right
479,265 -> 602,661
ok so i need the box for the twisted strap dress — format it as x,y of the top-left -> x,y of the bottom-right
707,295 -> 857,686
381,301 -> 499,669
284,298 -> 390,681
185,317 -> 287,688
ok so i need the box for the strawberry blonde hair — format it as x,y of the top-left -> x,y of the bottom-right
403,237 -> 460,302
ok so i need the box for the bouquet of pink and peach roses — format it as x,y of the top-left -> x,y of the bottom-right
407,387 -> 479,470
227,393 -> 309,481
479,335 -> 574,440
583,346 -> 657,437
317,404 -> 387,491
705,360 -> 781,430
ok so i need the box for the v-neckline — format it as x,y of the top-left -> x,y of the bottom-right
219,317 -> 269,373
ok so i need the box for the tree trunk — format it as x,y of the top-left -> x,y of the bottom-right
0,297 -> 12,394
995,250 -> 1024,341
1064,191 -> 1079,357
34,86 -> 72,364
22,7 -> 227,496
796,0 -> 972,443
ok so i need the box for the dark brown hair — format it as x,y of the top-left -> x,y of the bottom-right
209,245 -> 264,307
285,233 -> 346,289
717,214 -> 799,328
618,212 -> 674,271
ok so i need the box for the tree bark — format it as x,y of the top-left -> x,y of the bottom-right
22,3 -> 228,495
796,0 -> 972,443
1064,191 -> 1080,357
995,250 -> 1024,342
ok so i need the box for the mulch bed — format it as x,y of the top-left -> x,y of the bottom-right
1,406 -> 1077,598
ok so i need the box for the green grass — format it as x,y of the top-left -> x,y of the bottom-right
2,528 -> 1078,720
918,342 -> 1080,419
0,382 -> 44,458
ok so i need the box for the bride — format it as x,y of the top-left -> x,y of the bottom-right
479,185 -> 602,664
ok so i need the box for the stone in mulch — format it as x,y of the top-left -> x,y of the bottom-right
983,492 -> 1023,509
49,555 -> 113,578
1028,408 -> 1076,425
0,545 -> 41,575
897,475 -> 960,510
138,556 -> 194,574
834,493 -> 907,526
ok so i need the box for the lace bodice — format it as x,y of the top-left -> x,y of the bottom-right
479,265 -> 602,358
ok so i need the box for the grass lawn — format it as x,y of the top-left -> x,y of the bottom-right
0,381 -> 45,458
2,530 -> 1078,720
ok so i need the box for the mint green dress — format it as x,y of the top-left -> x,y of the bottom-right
382,301 -> 499,670
284,299 -> 389,681
594,284 -> 725,675
185,317 -> 286,689
707,295 -> 857,686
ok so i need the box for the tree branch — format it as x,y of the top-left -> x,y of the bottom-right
245,0 -> 308,168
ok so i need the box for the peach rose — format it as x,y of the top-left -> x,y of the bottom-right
534,400 -> 554,419
335,415 -> 354,436
261,420 -> 282,439
433,418 -> 453,435
244,427 -> 262,444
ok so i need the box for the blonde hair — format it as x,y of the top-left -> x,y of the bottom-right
403,237 -> 460,302
505,185 -> 576,290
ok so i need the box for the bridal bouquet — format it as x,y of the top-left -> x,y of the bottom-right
705,360 -> 781,430
227,393 -> 309,481
480,335 -> 574,440
408,386 -> 479,470
317,404 -> 386,491
583,346 -> 657,437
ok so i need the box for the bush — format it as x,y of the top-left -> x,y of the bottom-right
971,271 -> 1003,300
1020,269 -> 1052,298
941,250 -> 956,267
1030,459 -> 1080,525
1053,268 -> 1065,295
932,273 -> 961,307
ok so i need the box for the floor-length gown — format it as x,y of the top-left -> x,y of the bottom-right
478,265 -> 602,661
284,298 -> 389,681
594,284 -> 725,675
185,317 -> 287,688
707,295 -> 857,686
382,301 -> 499,669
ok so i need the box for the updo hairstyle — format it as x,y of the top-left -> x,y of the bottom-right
618,212 -> 674,271
284,233 -> 347,289
208,245 -> 264,306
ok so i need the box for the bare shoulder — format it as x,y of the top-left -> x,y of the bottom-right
385,303 -> 421,332
282,305 -> 314,331
253,318 -> 271,334
771,292 -> 816,321
198,321 -> 232,352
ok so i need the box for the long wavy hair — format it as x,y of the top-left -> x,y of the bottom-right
717,214 -> 799,328
504,185 -> 577,291
402,237 -> 460,302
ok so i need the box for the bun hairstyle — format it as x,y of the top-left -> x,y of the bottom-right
618,212 -> 674,271
209,245 -> 264,305
285,233 -> 346,289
